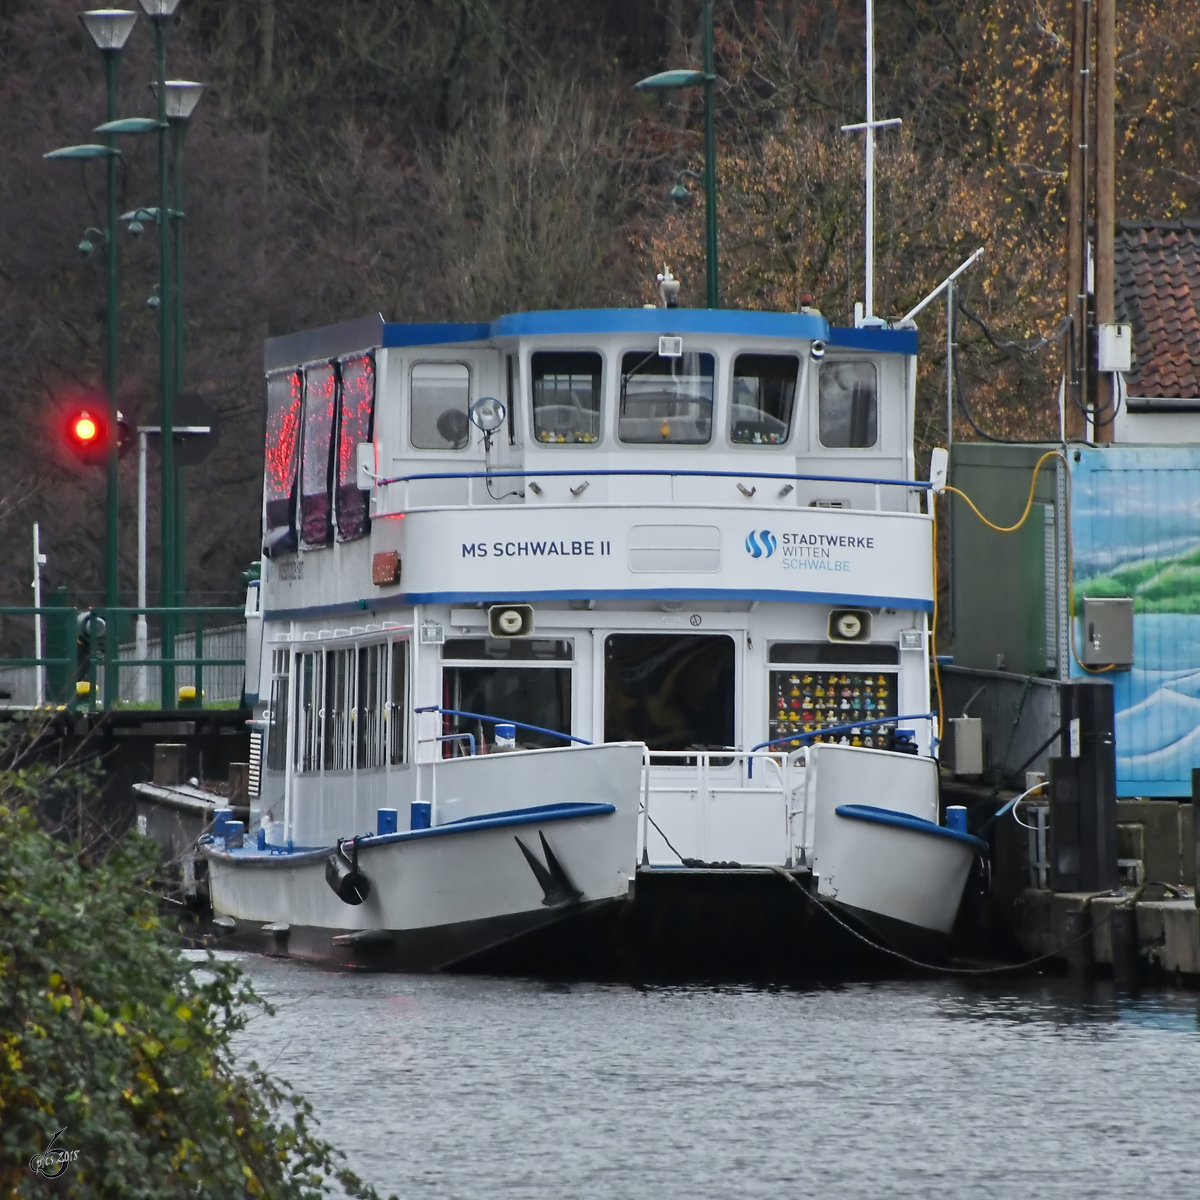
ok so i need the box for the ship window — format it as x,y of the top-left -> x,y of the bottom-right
819,361 -> 877,448
440,664 -> 571,754
730,354 -> 798,445
299,363 -> 337,546
769,642 -> 899,665
619,351 -> 713,444
356,643 -> 388,769
266,648 -> 290,771
604,633 -> 734,758
335,353 -> 375,541
263,370 -> 302,554
531,351 -> 602,444
411,362 -> 470,450
443,638 -> 573,661
768,668 -> 897,751
389,640 -> 408,765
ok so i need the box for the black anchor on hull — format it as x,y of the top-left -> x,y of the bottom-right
515,832 -> 582,907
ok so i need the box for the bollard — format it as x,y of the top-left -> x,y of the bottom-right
377,807 -> 398,836
945,805 -> 968,834
224,820 -> 245,849
212,807 -> 233,837
410,800 -> 432,830
495,722 -> 517,750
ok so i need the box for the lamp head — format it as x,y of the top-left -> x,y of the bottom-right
469,396 -> 506,435
136,0 -> 180,17
669,182 -> 689,201
153,79 -> 206,121
79,9 -> 138,51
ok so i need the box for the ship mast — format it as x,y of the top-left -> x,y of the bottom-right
841,0 -> 901,324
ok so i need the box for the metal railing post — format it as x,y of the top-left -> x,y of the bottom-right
195,613 -> 204,707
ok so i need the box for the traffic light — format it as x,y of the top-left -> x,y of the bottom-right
61,404 -> 131,465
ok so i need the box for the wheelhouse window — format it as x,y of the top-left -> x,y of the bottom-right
440,638 -> 573,753
604,634 -> 734,757
818,361 -> 877,448
619,351 -> 713,444
730,353 -> 798,445
411,362 -> 470,450
531,351 -> 601,444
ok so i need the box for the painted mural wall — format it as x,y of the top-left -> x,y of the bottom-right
1070,446 -> 1200,797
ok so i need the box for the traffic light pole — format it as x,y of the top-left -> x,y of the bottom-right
153,17 -> 176,706
103,50 -> 121,707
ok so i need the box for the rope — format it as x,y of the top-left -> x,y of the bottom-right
769,866 -> 1129,977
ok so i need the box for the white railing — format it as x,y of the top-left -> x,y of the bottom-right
638,748 -> 808,869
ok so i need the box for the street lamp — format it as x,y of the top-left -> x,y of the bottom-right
636,0 -> 719,309
78,12 -> 138,624
156,79 -> 205,604
44,9 -> 138,707
138,0 -> 182,705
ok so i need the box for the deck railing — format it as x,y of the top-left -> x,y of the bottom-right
0,605 -> 246,712
374,466 -> 933,515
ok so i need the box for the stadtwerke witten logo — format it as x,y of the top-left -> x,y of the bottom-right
744,529 -> 777,559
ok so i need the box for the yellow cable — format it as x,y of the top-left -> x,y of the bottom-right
942,449 -> 1062,533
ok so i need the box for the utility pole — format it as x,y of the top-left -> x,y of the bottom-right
1064,0 -> 1088,440
1094,0 -> 1116,444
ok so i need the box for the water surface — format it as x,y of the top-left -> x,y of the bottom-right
225,955 -> 1200,1199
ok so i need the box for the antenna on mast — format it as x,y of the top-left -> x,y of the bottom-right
841,0 -> 901,325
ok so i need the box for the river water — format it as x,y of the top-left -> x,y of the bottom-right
225,954 -> 1200,1199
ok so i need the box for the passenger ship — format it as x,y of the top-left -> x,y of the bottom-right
205,290 -> 984,977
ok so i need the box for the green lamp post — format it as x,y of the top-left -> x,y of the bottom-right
159,79 -> 205,606
138,0 -> 182,705
635,0 -> 719,308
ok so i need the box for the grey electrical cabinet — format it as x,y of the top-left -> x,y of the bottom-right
1080,597 -> 1134,667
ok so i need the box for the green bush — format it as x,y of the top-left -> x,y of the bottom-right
0,795 -> 388,1198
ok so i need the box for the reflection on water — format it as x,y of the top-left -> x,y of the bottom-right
223,955 -> 1200,1200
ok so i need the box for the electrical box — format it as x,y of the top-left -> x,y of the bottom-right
1081,597 -> 1134,667
1097,323 -> 1132,373
942,716 -> 984,776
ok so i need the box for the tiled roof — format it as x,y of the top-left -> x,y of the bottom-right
1114,220 -> 1200,398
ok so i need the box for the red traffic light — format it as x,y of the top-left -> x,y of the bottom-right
60,403 -> 131,465
64,405 -> 109,464
73,412 -> 100,443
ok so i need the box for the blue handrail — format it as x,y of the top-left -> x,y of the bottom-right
378,466 -> 932,491
414,704 -> 593,748
747,711 -> 936,777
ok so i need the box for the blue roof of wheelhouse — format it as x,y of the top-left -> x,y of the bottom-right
264,308 -> 916,372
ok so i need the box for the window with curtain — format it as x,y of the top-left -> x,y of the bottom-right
263,370 -> 302,554
336,354 -> 375,541
300,363 -> 338,546
730,354 -> 798,445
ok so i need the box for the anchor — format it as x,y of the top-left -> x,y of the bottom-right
515,832 -> 582,907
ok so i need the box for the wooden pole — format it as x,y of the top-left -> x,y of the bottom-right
1064,0 -> 1088,440
1094,0 -> 1116,443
